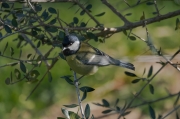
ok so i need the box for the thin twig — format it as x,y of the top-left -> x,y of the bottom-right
101,0 -> 131,25
161,105 -> 180,119
73,71 -> 85,118
153,0 -> 160,16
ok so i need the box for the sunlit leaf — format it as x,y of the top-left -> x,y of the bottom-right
102,99 -> 109,107
148,65 -> 153,78
20,62 -> 26,73
149,105 -> 156,119
149,84 -> 154,94
63,104 -> 79,108
80,86 -> 95,92
95,12 -> 105,17
102,109 -> 112,114
61,108 -> 69,119
48,7 -> 57,14
124,71 -> 137,77
85,104 -> 90,119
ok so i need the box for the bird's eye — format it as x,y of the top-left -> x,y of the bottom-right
70,43 -> 73,45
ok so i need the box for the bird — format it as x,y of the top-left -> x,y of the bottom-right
62,34 -> 135,75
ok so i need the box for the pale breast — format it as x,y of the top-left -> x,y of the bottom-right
66,55 -> 98,75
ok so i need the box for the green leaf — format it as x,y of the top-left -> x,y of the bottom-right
45,26 -> 58,33
85,104 -> 90,119
35,4 -> 42,12
61,108 -> 69,119
49,18 -> 57,25
129,36 -> 136,41
80,86 -> 95,92
48,71 -> 52,82
102,99 -> 109,107
80,10 -> 85,15
0,32 -> 2,38
116,106 -> 121,111
73,17 -> 79,24
61,76 -> 74,85
59,31 -> 65,40
124,13 -> 132,16
41,9 -> 48,20
4,25 -> 12,33
20,62 -> 26,73
124,71 -> 137,77
3,42 -> 8,55
149,105 -> 156,119
146,1 -> 154,5
143,68 -> 146,76
19,49 -> 22,58
92,102 -> 104,107
102,109 -> 112,114
48,7 -> 57,14
10,62 -> 18,66
69,111 -> 81,119
176,112 -> 179,119
148,65 -> 153,78
37,41 -> 41,48
12,19 -> 18,27
31,70 -> 40,79
27,54 -> 32,59
59,52 -> 66,60
14,68 -> 21,79
86,4 -> 92,9
131,79 -> 141,84
80,22 -> 86,27
81,89 -> 87,101
5,77 -> 11,85
63,104 -> 79,108
149,84 -> 154,94
2,3 -> 10,8
10,47 -> 14,56
123,30 -> 127,36
95,12 -> 105,17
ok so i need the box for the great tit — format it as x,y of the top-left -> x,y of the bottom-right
62,34 -> 135,75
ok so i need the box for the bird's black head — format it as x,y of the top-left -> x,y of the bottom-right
62,35 -> 80,56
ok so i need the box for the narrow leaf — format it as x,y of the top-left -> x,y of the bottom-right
85,104 -> 90,119
3,42 -> 8,55
102,99 -> 109,107
61,76 -> 74,85
10,47 -> 14,56
148,65 -> 153,78
37,41 -> 41,48
12,19 -> 18,27
114,98 -> 119,107
20,62 -> 26,73
81,89 -> 87,101
63,104 -> 79,108
48,71 -> 52,82
149,105 -> 156,119
124,71 -> 137,77
80,86 -> 95,92
2,3 -> 10,8
14,68 -> 21,79
149,84 -> 154,94
131,79 -> 141,84
174,93 -> 180,106
95,12 -> 105,17
102,109 -> 112,114
61,108 -> 69,119
48,7 -> 57,14
73,17 -> 79,24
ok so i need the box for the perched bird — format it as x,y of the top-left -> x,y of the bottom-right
62,34 -> 135,75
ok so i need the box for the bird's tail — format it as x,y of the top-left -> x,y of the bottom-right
118,61 -> 135,70
109,56 -> 135,70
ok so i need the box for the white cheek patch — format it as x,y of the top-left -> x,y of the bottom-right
68,40 -> 80,51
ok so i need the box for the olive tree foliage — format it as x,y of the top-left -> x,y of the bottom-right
0,0 -> 180,119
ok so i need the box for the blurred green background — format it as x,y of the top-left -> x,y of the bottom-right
0,0 -> 180,119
